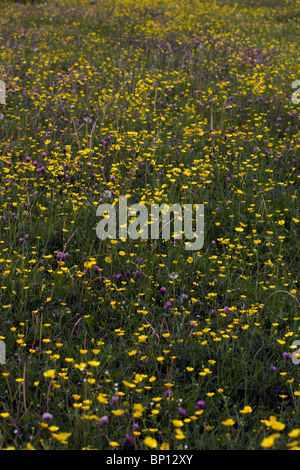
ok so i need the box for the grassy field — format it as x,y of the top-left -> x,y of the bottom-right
0,0 -> 299,451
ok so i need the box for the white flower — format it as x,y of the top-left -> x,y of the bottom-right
103,190 -> 112,198
169,271 -> 179,280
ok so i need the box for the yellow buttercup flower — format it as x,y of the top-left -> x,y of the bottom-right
239,406 -> 252,414
52,432 -> 72,443
43,369 -> 56,379
144,437 -> 157,448
172,420 -> 184,427
261,434 -> 280,448
222,419 -> 235,426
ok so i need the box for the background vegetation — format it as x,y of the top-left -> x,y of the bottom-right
0,0 -> 299,450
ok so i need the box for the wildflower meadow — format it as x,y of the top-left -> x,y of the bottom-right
0,0 -> 299,452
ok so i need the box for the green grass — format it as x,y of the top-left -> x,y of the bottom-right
0,0 -> 299,451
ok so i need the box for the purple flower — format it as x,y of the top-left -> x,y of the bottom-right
269,366 -> 276,373
110,395 -> 119,405
223,306 -> 229,313
164,301 -> 172,310
56,251 -> 68,260
196,400 -> 205,410
42,412 -> 53,421
283,352 -> 292,360
178,406 -> 186,416
100,415 -> 109,425
125,434 -> 133,446
160,286 -> 166,295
